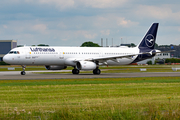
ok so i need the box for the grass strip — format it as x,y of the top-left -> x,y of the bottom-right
0,77 -> 180,86
0,77 -> 179,119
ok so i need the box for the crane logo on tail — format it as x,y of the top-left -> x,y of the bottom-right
145,34 -> 154,48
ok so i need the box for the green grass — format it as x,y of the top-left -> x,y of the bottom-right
0,77 -> 180,119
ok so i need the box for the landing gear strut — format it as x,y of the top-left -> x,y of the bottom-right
93,69 -> 101,75
72,68 -> 79,74
21,65 -> 26,75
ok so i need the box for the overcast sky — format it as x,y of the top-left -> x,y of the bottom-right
0,0 -> 180,46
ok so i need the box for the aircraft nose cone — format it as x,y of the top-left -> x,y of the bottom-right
3,55 -> 9,63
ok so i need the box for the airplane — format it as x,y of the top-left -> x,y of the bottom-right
3,23 -> 161,75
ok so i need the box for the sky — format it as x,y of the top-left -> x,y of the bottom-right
0,0 -> 180,46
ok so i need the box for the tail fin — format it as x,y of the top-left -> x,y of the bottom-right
137,23 -> 159,50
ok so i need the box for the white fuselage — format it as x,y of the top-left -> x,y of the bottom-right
2,23 -> 159,75
3,46 -> 139,66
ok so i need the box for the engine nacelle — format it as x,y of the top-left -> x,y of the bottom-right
45,65 -> 67,70
76,61 -> 97,70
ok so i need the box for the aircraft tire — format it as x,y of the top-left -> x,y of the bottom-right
72,69 -> 75,74
93,69 -> 96,74
21,71 -> 26,75
72,69 -> 79,74
93,69 -> 101,75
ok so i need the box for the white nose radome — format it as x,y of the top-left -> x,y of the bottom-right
3,55 -> 10,64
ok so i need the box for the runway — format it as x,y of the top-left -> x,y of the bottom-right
0,70 -> 180,80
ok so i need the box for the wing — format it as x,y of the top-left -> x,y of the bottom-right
84,50 -> 175,61
70,50 -> 175,62
85,53 -> 140,61
69,53 -> 141,63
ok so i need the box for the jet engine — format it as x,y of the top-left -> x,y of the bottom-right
45,65 -> 67,70
76,61 -> 96,70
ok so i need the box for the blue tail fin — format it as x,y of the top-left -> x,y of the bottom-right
137,23 -> 159,50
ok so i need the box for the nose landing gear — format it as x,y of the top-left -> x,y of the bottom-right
21,65 -> 26,75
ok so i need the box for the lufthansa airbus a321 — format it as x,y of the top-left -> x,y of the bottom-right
3,23 -> 162,75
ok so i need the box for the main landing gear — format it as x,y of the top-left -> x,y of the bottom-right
93,69 -> 101,75
72,68 -> 79,74
21,65 -> 26,75
72,68 -> 101,75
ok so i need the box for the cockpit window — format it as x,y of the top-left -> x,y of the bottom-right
9,51 -> 20,54
9,51 -> 14,54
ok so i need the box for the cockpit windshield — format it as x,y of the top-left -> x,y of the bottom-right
9,51 -> 20,54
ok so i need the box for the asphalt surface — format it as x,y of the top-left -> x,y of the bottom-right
0,70 -> 180,80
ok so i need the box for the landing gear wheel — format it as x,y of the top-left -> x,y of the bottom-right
93,69 -> 101,75
93,69 -> 96,74
72,69 -> 79,74
21,71 -> 26,75
21,65 -> 26,75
